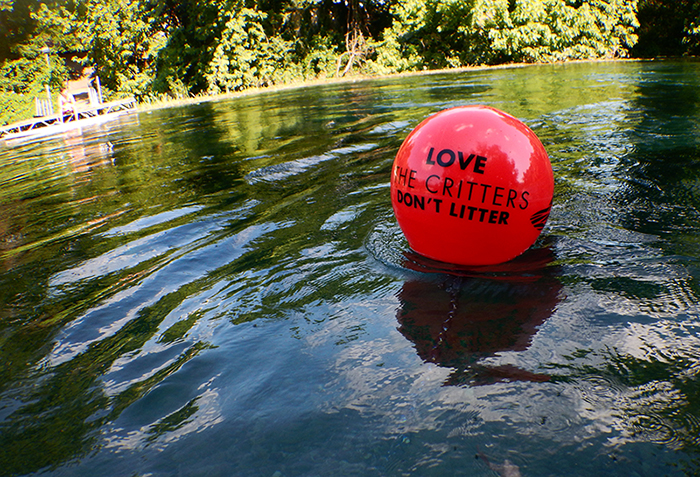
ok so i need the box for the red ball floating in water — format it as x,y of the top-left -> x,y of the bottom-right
391,105 -> 553,266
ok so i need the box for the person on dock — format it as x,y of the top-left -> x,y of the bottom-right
59,89 -> 75,121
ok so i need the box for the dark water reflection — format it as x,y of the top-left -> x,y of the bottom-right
396,248 -> 561,387
1,60 -> 700,476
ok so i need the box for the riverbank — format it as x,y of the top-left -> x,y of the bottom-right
136,58 -> 645,113
0,57 -> 657,128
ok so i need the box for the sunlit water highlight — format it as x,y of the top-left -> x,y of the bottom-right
2,60 -> 700,476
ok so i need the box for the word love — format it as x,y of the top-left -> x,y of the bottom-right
425,147 -> 487,173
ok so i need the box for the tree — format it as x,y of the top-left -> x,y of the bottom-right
79,0 -> 169,98
206,8 -> 293,93
6,0 -> 697,127
371,0 -> 639,70
471,0 -> 639,63
633,0 -> 700,57
0,0 -> 37,63
150,0 -> 229,96
0,0 -> 74,124
407,0 -> 483,68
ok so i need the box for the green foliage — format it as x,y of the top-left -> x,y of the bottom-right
0,0 -> 35,62
373,0 -> 639,70
687,3 -> 700,55
0,92 -> 36,126
0,44 -> 68,126
206,8 -> 294,93
375,0 -> 480,69
31,2 -> 84,53
1,0 -> 699,126
634,0 -> 700,57
472,0 -> 640,63
150,0 -> 231,96
298,35 -> 341,79
411,0 -> 482,68
81,0 -> 167,98
0,0 -> 79,125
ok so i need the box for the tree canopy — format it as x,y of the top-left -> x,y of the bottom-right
0,0 -> 697,124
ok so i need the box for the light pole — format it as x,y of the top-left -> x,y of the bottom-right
40,46 -> 52,105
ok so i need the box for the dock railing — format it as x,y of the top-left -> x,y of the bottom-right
35,98 -> 55,117
1,89 -> 136,140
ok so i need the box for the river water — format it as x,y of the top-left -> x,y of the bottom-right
1,60 -> 700,476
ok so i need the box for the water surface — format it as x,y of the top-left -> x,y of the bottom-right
1,60 -> 700,476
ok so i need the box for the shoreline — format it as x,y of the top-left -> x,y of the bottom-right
0,57 -> 679,128
136,57 -> 649,113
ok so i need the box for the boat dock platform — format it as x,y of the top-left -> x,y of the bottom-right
0,96 -> 136,140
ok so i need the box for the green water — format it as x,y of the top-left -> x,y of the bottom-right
1,60 -> 700,476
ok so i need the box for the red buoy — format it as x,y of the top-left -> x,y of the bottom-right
390,105 -> 553,266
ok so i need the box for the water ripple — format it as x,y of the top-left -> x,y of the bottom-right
3,60 -> 700,477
